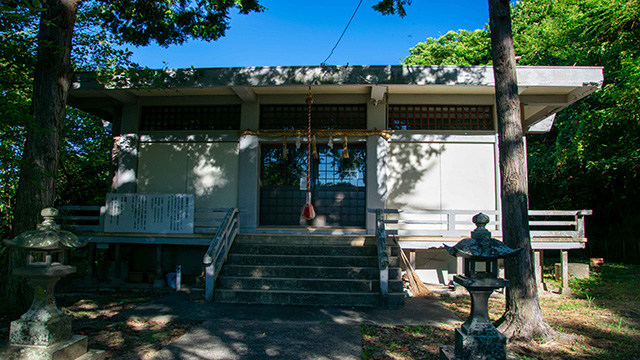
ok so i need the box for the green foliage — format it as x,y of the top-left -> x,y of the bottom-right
519,0 -> 640,262
0,5 -> 37,240
373,0 -> 412,18
402,0 -> 640,263
86,0 -> 264,47
0,3 -> 129,238
1,0 -> 264,237
403,29 -> 492,66
57,108 -> 112,207
571,263 -> 640,301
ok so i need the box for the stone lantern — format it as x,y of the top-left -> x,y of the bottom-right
1,208 -> 104,360
440,213 -> 522,360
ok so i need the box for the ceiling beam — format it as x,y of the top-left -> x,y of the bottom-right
527,114 -> 556,133
370,85 -> 386,106
520,94 -> 568,106
103,90 -> 138,104
232,86 -> 257,103
523,105 -> 564,129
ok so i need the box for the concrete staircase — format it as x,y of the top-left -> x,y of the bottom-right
213,234 -> 404,307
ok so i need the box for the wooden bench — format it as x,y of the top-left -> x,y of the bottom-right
371,208 -> 592,294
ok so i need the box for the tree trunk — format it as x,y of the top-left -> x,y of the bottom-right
8,0 -> 80,310
488,0 -> 555,340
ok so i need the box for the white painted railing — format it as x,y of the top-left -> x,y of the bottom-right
57,204 -> 233,235
370,209 -> 592,239
203,208 -> 239,302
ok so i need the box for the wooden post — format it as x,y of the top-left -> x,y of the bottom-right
112,243 -> 123,286
410,250 -> 416,269
87,242 -> 95,284
456,256 -> 464,276
455,256 -> 465,295
375,209 -> 389,301
534,250 -> 545,291
154,244 -> 164,288
560,250 -> 571,296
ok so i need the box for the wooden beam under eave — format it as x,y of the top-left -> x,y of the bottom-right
232,86 -> 257,103
523,105 -> 565,129
567,85 -> 599,103
520,94 -> 568,106
104,89 -> 138,104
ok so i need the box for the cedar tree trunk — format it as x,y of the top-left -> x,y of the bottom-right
8,0 -> 80,310
488,0 -> 555,340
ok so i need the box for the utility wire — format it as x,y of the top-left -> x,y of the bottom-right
322,0 -> 364,65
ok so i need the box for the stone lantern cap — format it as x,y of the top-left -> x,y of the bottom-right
444,213 -> 522,260
3,207 -> 87,251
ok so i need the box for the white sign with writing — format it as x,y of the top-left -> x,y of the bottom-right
104,194 -> 194,233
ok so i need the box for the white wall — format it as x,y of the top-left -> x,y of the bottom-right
138,142 -> 239,208
387,140 -> 497,211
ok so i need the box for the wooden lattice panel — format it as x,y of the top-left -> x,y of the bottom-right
260,104 -> 367,129
141,105 -> 241,131
388,105 -> 493,131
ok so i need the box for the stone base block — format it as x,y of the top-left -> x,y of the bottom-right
554,263 -> 590,281
0,334 -> 104,360
74,349 -> 107,360
455,328 -> 506,360
439,346 -> 456,360
10,316 -> 71,346
440,345 -> 520,360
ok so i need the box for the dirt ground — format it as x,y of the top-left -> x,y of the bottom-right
0,289 -> 201,359
2,264 -> 639,360
363,265 -> 640,360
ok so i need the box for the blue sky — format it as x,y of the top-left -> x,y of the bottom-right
129,1 -> 491,69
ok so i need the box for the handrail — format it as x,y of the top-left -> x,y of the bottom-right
203,208 -> 239,302
375,209 -> 389,302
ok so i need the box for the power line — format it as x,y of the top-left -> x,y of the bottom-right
322,0 -> 364,66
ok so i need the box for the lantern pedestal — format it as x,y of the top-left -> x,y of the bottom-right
439,213 -> 521,360
2,264 -> 106,360
440,276 -> 509,360
9,264 -> 75,346
1,208 -> 105,360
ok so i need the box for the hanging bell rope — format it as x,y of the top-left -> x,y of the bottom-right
342,136 -> 349,159
302,89 -> 316,220
312,135 -> 318,159
282,135 -> 288,160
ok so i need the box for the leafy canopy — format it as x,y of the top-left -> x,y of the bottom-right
401,0 -> 640,262
89,0 -> 264,47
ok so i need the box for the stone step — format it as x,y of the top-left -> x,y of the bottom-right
226,254 -> 399,268
213,233 -> 405,307
235,234 -> 376,246
220,264 -> 402,280
217,276 -> 405,293
213,288 -> 383,307
230,243 -> 378,256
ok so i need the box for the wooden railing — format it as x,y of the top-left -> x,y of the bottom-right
57,205 -> 105,232
371,209 -> 592,239
203,208 -> 239,302
57,205 -> 234,235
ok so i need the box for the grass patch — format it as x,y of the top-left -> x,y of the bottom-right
362,324 -> 454,360
362,263 -> 640,360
